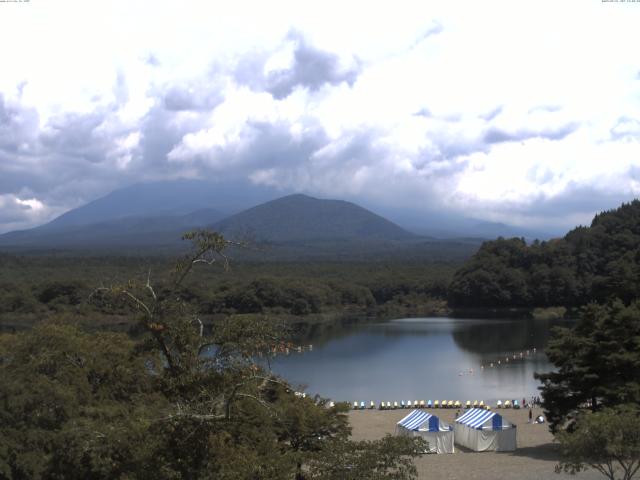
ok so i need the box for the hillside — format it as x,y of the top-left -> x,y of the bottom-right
213,194 -> 415,242
0,185 -> 484,261
42,178 -> 279,229
0,209 -> 225,249
448,200 -> 640,309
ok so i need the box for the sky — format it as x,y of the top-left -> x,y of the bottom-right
0,0 -> 639,234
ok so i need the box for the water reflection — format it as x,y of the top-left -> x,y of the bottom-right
271,317 -> 569,404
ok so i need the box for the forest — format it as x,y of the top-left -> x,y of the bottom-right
0,231 -> 427,479
0,254 -> 454,335
2,203 -> 640,478
448,200 -> 640,310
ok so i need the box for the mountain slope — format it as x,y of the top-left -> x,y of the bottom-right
213,194 -> 416,242
42,178 -> 281,230
0,209 -> 225,249
448,199 -> 640,309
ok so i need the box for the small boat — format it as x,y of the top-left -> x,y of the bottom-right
387,402 -> 392,409
497,400 -> 503,408
447,400 -> 453,408
434,400 -> 439,408
442,400 -> 447,409
479,400 -> 484,408
466,400 -> 471,409
504,400 -> 512,408
413,400 -> 419,408
360,401 -> 366,409
370,401 -> 375,409
353,401 -> 358,410
392,401 -> 397,409
473,400 -> 478,408
513,400 -> 520,409
419,400 -> 425,408
379,401 -> 385,410
401,400 -> 406,408
454,400 -> 461,408
427,400 -> 433,408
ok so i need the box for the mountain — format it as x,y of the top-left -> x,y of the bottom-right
0,208 -> 226,249
0,180 -> 490,260
41,178 -> 281,230
213,194 -> 416,242
0,189 -> 485,261
368,204 -> 558,240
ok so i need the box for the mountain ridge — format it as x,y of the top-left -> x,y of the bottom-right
212,194 -> 417,243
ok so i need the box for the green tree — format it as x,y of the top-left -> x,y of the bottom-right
0,322 -> 162,479
308,435 -> 426,480
0,230 -> 424,479
535,300 -> 640,433
556,406 -> 640,480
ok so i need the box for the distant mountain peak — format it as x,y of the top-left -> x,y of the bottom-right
213,193 -> 415,243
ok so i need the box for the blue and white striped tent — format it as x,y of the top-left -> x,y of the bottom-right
396,410 -> 454,454
454,408 -> 516,451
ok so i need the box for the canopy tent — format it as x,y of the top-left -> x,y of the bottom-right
454,408 -> 516,452
396,410 -> 454,454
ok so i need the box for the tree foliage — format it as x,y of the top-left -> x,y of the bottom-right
556,406 -> 640,480
0,230 -> 424,479
535,300 -> 640,433
537,300 -> 640,479
307,435 -> 427,480
449,200 -> 640,309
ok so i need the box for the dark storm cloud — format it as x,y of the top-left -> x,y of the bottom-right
266,33 -> 361,99
235,32 -> 362,100
483,122 -> 578,144
40,110 -> 113,163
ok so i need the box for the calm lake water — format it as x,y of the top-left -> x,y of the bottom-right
269,317 -> 568,405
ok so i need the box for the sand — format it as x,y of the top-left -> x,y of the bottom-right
348,407 -> 602,480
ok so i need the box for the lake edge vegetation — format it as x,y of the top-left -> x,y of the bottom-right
0,230 -> 427,479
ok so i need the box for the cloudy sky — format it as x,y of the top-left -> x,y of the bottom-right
0,0 -> 639,234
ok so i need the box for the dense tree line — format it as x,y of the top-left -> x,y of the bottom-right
0,257 -> 455,329
536,300 -> 640,479
0,231 -> 425,479
449,200 -> 640,309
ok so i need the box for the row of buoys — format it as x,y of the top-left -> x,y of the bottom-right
480,348 -> 537,370
270,344 -> 313,355
349,400 -> 488,410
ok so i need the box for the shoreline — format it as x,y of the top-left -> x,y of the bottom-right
348,407 -> 601,480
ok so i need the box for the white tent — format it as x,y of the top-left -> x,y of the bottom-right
396,410 -> 454,454
454,408 -> 516,452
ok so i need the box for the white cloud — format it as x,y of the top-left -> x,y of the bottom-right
0,0 -> 639,233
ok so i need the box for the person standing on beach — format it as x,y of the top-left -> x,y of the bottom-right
528,407 -> 533,424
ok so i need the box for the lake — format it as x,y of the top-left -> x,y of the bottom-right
269,317 -> 567,405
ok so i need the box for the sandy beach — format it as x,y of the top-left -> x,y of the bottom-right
349,407 -> 602,480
